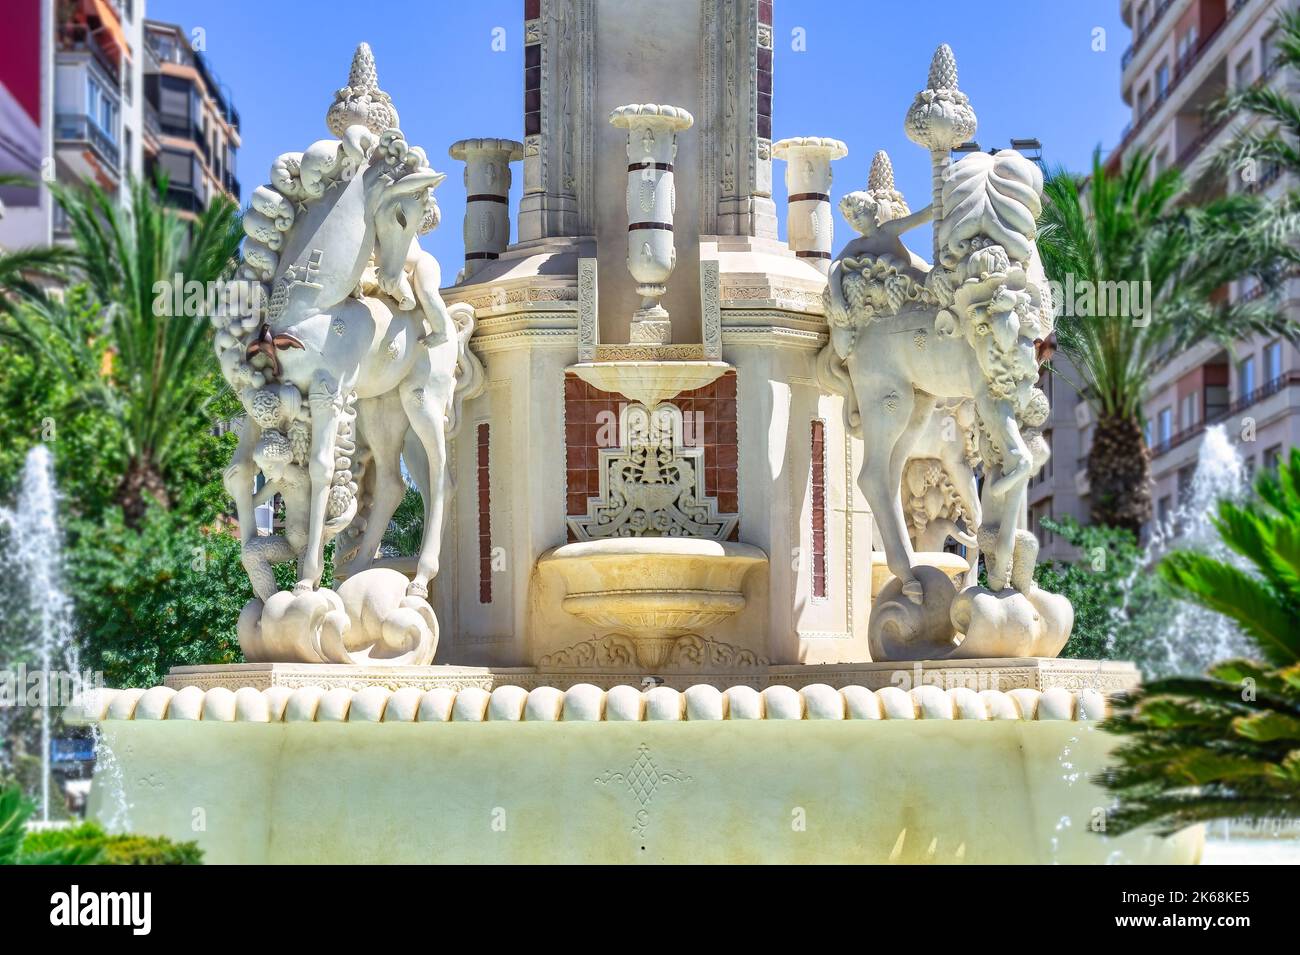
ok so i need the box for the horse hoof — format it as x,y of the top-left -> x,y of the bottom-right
406,581 -> 429,600
293,580 -> 314,595
902,578 -> 924,604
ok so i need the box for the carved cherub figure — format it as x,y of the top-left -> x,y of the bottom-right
241,429 -> 355,600
836,150 -> 933,274
825,151 -> 937,354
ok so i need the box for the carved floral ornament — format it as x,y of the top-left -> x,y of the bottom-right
567,402 -> 738,542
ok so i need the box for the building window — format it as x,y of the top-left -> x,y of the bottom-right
1177,465 -> 1195,505
810,420 -> 827,599
85,75 -> 118,143
1181,391 -> 1199,429
1240,355 -> 1257,399
1265,340 -> 1283,383
1137,82 -> 1151,114
1264,444 -> 1283,472
1155,60 -> 1170,97
1157,494 -> 1173,527
1158,406 -> 1173,444
1178,26 -> 1199,67
477,423 -> 492,604
1235,52 -> 1255,88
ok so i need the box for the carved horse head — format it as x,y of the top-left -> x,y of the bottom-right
372,166 -> 445,309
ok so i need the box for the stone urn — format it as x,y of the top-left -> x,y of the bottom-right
608,103 -> 694,344
538,537 -> 767,668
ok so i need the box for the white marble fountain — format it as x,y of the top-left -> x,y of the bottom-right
69,3 -> 1199,865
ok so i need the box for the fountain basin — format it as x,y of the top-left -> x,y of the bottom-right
538,538 -> 767,668
568,360 -> 730,407
74,698 -> 1203,864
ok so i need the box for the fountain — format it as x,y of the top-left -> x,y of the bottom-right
1118,424 -> 1252,676
1,446 -> 81,822
64,13 -> 1197,864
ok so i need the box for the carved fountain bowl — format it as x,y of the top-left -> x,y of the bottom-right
539,538 -> 768,669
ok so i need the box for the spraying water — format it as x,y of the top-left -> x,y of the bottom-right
0,446 -> 80,822
1120,425 -> 1254,676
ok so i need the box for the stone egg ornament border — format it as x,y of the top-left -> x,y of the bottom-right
69,683 -> 1108,724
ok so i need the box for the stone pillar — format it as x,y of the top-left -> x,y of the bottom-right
448,138 -> 524,279
772,137 -> 848,273
609,104 -> 694,344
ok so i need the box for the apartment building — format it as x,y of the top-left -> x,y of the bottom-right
1121,0 -> 1299,528
0,3 -> 240,251
142,20 -> 241,217
0,0 -> 144,247
1037,0 -> 1298,556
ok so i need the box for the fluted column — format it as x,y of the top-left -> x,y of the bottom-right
609,104 -> 694,345
772,137 -> 848,274
449,138 -> 524,279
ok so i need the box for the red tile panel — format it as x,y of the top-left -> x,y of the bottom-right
477,423 -> 492,604
810,419 -> 827,598
564,371 -> 739,539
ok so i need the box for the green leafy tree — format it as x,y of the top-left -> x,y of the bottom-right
1039,150 -> 1298,534
1099,450 -> 1300,834
1033,517 -> 1176,666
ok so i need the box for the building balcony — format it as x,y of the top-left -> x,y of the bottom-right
55,112 -> 121,183
1149,372 -> 1300,459
1121,0 -> 1180,77
1111,0 -> 1252,166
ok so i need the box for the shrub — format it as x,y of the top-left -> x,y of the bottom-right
22,820 -> 202,865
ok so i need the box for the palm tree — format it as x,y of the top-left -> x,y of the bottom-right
1098,449 -> 1300,835
0,174 -> 74,307
1039,150 -> 1299,533
34,175 -> 243,524
381,484 -> 425,556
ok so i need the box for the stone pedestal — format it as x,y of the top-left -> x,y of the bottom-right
772,137 -> 848,273
448,138 -> 524,279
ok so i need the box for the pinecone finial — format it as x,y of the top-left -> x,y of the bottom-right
928,43 -> 958,91
348,43 -> 378,93
868,151 -> 895,192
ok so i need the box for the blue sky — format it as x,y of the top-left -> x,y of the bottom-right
150,0 -> 1131,268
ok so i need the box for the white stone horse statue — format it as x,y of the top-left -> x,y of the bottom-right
820,49 -> 1071,661
213,44 -> 482,665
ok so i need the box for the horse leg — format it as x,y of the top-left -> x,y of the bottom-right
398,373 -> 451,599
338,396 -> 407,577
224,418 -> 261,547
297,372 -> 345,592
855,377 -> 922,600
